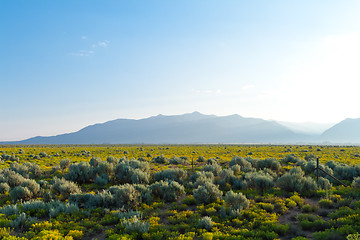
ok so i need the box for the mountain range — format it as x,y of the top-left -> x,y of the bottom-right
2,112 -> 360,144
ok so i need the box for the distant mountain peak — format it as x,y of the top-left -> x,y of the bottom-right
190,111 -> 202,115
321,117 -> 360,143
3,112 -> 306,144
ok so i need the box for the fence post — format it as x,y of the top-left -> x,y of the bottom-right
316,157 -> 319,184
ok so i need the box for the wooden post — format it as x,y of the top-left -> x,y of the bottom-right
316,157 -> 319,184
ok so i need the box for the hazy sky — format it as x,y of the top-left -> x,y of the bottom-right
1,1 -> 360,141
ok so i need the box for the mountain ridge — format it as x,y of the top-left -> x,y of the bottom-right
1,112 -> 359,144
321,118 -> 360,143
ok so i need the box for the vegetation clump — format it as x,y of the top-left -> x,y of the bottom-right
0,145 -> 359,239
277,167 -> 317,197
225,190 -> 250,212
193,182 -> 222,204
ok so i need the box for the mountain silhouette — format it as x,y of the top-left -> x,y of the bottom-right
321,118 -> 360,143
4,112 -> 309,144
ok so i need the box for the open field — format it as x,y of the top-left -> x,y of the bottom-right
0,144 -> 359,239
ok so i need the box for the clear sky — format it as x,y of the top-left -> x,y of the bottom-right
1,1 -> 360,141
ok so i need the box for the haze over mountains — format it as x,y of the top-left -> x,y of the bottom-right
321,118 -> 360,143
2,112 -> 360,144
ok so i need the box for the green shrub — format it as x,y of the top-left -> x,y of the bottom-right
95,174 -> 109,186
21,179 -> 40,197
116,209 -> 142,220
106,156 -> 118,164
9,213 -> 29,230
225,190 -> 250,211
0,183 -> 10,193
108,184 -> 141,209
202,163 -> 222,176
299,220 -> 313,231
281,154 -> 299,164
229,156 -> 251,170
297,213 -> 317,222
10,186 -> 32,202
190,171 -> 214,188
169,156 -> 186,165
89,157 -> 102,167
244,156 -> 258,168
10,162 -> 40,179
253,174 -> 274,192
289,194 -> 304,207
274,199 -> 288,214
352,177 -> 360,188
94,161 -> 114,178
333,164 -> 360,181
347,233 -> 360,240
152,155 -> 168,164
197,156 -> 205,162
301,204 -> 316,213
291,237 -> 309,240
304,160 -> 317,174
48,201 -> 80,218
93,191 -> 115,209
21,200 -> 48,213
69,193 -> 96,208
243,171 -> 274,192
130,169 -> 149,185
258,202 -> 275,212
350,200 -> 360,210
318,199 -> 333,208
286,199 -> 297,209
207,158 -> 218,165
318,177 -> 332,190
66,162 -> 93,183
154,168 -> 187,184
257,158 -> 281,171
51,177 -> 81,199
277,167 -> 317,197
150,181 -> 185,202
271,223 -> 290,236
231,164 -> 241,174
115,160 -> 150,184
9,163 -> 29,178
38,180 -> 49,189
197,216 -> 213,230
132,184 -> 152,204
39,152 -> 48,158
59,159 -> 71,171
325,160 -> 339,170
233,178 -> 248,190
312,229 -> 343,240
1,169 -> 25,188
122,216 -> 150,234
218,169 -> 236,190
193,182 -> 222,204
182,195 -> 196,206
0,205 -> 20,216
328,206 -> 353,219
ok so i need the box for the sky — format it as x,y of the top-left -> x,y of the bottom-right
1,1 -> 360,141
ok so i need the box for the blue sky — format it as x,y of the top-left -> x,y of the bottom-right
1,1 -> 360,140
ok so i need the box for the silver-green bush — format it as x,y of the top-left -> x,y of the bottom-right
225,190 -> 250,211
66,162 -> 93,183
10,186 -> 32,202
277,167 -> 317,197
154,168 -> 187,184
193,182 -> 222,204
198,216 -> 213,230
150,180 -> 185,202
51,177 -> 81,199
